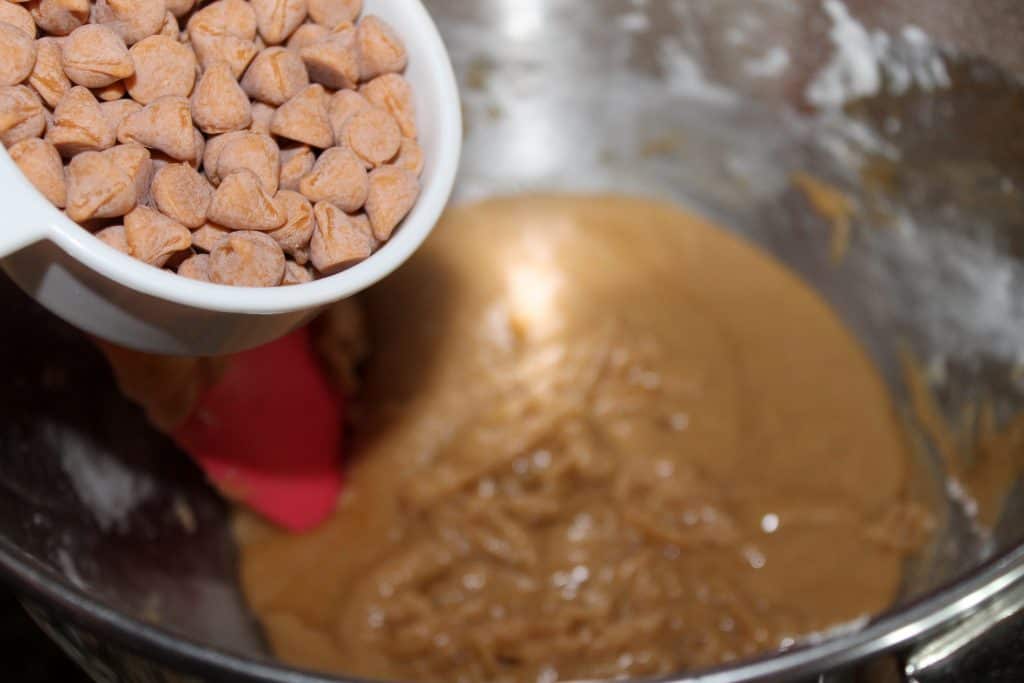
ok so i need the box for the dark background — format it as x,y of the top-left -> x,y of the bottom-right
0,589 -> 89,681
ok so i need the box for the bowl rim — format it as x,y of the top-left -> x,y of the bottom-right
0,0 -> 462,316
2,520 -> 1024,682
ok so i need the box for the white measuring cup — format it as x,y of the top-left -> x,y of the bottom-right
0,0 -> 461,356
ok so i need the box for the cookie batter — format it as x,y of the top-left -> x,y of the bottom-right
236,195 -> 929,682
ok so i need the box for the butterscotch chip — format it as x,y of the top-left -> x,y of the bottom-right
300,26 -> 358,90
270,83 -> 332,148
268,189 -> 314,258
365,165 -> 418,241
192,32 -> 256,78
351,211 -> 372,238
190,221 -> 229,251
210,130 -> 278,192
28,0 -> 87,36
207,169 -> 285,231
327,88 -> 370,142
278,143 -> 312,191
126,34 -> 195,104
28,37 -> 69,107
93,79 -> 125,100
282,259 -> 312,284
151,162 -> 212,228
187,0 -> 257,42
339,106 -> 400,167
124,205 -> 191,266
149,144 -> 201,181
46,85 -> 114,155
117,94 -> 196,160
99,97 -> 141,129
157,10 -> 177,37
187,0 -> 257,77
65,149 -> 136,221
55,0 -> 91,13
200,130 -> 240,182
95,223 -> 131,253
298,146 -> 367,212
355,15 -> 405,81
310,200 -> 372,274
8,137 -> 66,206
0,21 -> 36,86
0,1 -> 35,37
285,21 -> 325,52
240,46 -> 307,106
208,230 -> 285,286
164,0 -> 192,18
0,84 -> 45,147
61,24 -> 134,88
91,0 -> 165,46
393,136 -> 422,176
250,0 -> 304,46
104,142 -> 151,200
307,0 -> 358,29
360,73 -> 415,138
249,100 -> 273,133
191,61 -> 251,134
177,252 -> 209,280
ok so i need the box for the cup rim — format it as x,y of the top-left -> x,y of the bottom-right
8,0 -> 461,315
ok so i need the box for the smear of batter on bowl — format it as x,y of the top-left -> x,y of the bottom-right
235,195 -> 932,683
899,346 -> 1024,530
793,172 -> 856,264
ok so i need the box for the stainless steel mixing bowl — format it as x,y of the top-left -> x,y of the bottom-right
3,1 -> 1024,681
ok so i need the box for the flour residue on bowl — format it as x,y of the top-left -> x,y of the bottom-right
807,0 -> 950,109
47,421 -> 155,533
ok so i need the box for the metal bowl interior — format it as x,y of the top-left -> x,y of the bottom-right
4,1 -> 1024,681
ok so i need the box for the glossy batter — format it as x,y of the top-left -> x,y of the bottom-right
236,196 -> 929,682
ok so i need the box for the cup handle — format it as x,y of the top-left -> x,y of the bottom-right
0,217 -> 49,258
0,149 -> 52,258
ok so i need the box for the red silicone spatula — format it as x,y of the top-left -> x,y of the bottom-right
172,327 -> 345,532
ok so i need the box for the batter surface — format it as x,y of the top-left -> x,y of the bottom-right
236,196 -> 928,682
